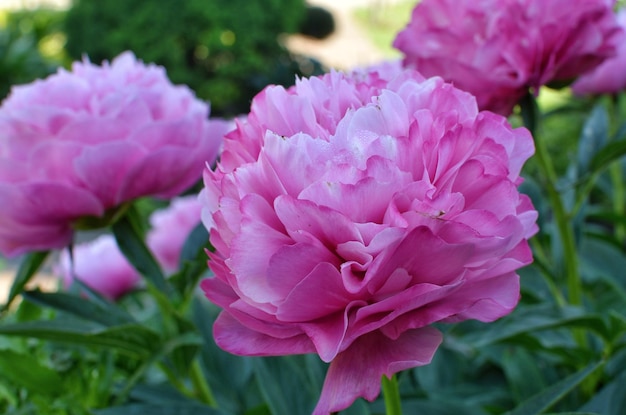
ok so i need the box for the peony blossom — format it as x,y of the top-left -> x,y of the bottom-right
0,51 -> 221,257
200,67 -> 538,413
57,235 -> 140,300
393,0 -> 624,115
147,195 -> 205,274
573,9 -> 626,95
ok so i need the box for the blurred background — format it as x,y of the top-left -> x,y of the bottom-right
0,0 -> 412,115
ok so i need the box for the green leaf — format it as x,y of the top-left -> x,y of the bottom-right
193,317 -> 258,413
504,361 -> 602,415
502,348 -> 548,403
578,104 -> 609,174
542,413 -> 600,415
93,403 -> 222,415
179,221 -> 210,266
589,139 -> 626,174
253,355 -> 322,415
22,289 -> 135,326
129,383 -> 190,404
170,222 -> 211,302
464,304 -> 612,346
1,251 -> 49,312
0,320 -> 160,357
579,371 -> 626,415
373,398 -> 489,415
0,349 -> 64,395
112,209 -> 169,295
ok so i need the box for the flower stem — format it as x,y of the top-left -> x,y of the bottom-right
381,374 -> 402,415
190,359 -> 217,407
520,94 -> 582,308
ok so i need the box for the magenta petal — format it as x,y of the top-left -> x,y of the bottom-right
73,141 -> 145,207
274,195 -> 361,247
267,242 -> 339,298
277,262 -> 351,322
313,327 -> 442,414
212,312 -> 316,356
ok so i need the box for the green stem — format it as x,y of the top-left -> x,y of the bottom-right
534,135 -> 582,307
520,94 -> 581,308
381,374 -> 402,415
190,359 -> 217,407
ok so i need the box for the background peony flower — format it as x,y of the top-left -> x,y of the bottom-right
393,0 -> 624,115
572,9 -> 626,95
200,68 -> 538,413
147,195 -> 204,274
57,234 -> 140,301
0,51 -> 222,257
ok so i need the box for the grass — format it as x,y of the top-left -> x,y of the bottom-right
352,1 -> 415,58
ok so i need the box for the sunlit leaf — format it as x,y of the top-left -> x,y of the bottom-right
0,320 -> 160,357
22,289 -> 135,326
1,251 -> 49,312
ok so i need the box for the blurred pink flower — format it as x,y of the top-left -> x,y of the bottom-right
147,195 -> 204,274
393,0 -> 623,115
58,235 -> 140,301
200,68 -> 538,413
0,51 -> 221,257
573,9 -> 626,95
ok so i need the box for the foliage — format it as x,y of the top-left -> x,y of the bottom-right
63,0 -> 321,116
0,26 -> 52,100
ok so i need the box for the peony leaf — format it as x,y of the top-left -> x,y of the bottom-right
578,371 -> 626,414
502,347 -> 549,404
577,104 -> 609,174
191,299 -> 259,414
169,222 -> 211,301
0,320 -> 160,357
464,304 -> 611,347
252,355 -> 323,415
92,403 -> 222,415
179,221 -> 211,266
504,361 -> 602,415
589,123 -> 626,174
1,250 -> 49,312
22,289 -> 135,326
112,208 -> 170,295
373,398 -> 489,415
0,349 -> 64,395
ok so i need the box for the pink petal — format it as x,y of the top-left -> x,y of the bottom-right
313,327 -> 442,414
212,312 -> 316,356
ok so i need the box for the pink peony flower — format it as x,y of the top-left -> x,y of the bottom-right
147,195 -> 204,274
0,51 -> 222,257
58,235 -> 140,301
200,68 -> 538,413
573,9 -> 626,95
393,0 -> 624,115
